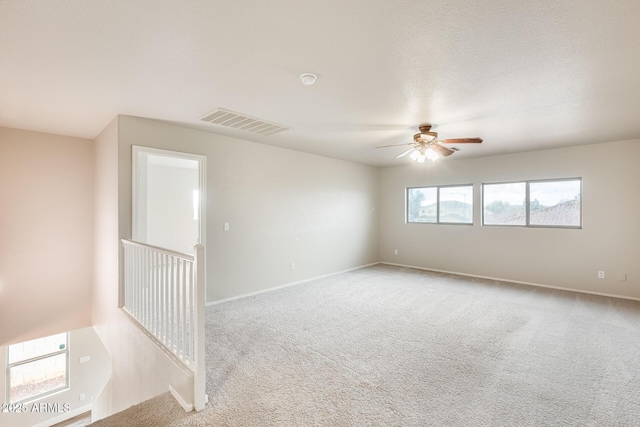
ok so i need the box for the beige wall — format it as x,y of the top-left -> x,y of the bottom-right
0,127 -> 94,345
118,116 -> 380,301
380,139 -> 640,299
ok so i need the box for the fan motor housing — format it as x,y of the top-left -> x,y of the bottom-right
414,131 -> 438,142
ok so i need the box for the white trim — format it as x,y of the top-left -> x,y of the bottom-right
169,385 -> 193,413
380,262 -> 640,302
31,403 -> 92,427
206,263 -> 379,306
131,145 -> 207,248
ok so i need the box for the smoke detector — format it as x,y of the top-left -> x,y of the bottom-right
300,73 -> 317,85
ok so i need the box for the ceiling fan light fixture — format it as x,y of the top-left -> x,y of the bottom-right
375,123 -> 482,164
425,147 -> 440,161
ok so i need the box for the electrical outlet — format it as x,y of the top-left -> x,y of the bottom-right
291,263 -> 295,270
223,222 -> 229,231
80,355 -> 91,363
79,393 -> 85,401
394,249 -> 398,255
598,271 -> 605,279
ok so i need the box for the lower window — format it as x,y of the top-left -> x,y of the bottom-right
6,332 -> 69,403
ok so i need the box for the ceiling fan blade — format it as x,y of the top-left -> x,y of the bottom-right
441,138 -> 483,144
396,147 -> 416,158
433,143 -> 455,157
375,142 -> 415,148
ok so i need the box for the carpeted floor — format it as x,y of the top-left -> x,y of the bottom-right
91,264 -> 640,426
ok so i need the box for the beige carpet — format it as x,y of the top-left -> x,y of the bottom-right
91,264 -> 640,426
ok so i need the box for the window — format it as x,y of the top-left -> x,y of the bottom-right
6,332 -> 69,403
482,178 -> 581,228
529,180 -> 581,227
483,182 -> 526,226
408,187 -> 437,223
407,185 -> 473,224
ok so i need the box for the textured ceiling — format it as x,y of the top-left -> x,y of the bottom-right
1,0 -> 639,166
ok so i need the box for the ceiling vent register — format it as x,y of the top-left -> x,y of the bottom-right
200,108 -> 291,136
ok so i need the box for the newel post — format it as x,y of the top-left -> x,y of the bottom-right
193,244 -> 207,411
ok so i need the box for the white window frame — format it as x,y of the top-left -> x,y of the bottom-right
5,333 -> 70,404
482,177 -> 582,229
406,184 -> 474,225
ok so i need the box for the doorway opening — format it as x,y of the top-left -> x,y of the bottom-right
132,146 -> 206,255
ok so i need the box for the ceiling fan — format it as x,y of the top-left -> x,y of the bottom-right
376,124 -> 483,162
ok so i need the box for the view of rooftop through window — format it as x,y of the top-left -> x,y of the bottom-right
483,179 -> 581,227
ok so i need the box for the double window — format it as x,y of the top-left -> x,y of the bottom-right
6,332 -> 69,403
407,185 -> 474,224
406,178 -> 581,229
482,178 -> 581,228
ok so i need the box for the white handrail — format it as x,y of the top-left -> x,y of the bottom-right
121,239 -> 206,411
122,239 -> 194,261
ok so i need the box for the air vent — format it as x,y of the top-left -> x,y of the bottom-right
200,108 -> 291,136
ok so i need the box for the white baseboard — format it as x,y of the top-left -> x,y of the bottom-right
32,403 -> 92,427
206,262 -> 379,306
204,260 -> 640,305
380,262 -> 640,302
169,385 -> 193,413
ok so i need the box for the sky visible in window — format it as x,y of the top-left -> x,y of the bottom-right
483,182 -> 526,205
484,180 -> 580,206
530,180 -> 580,205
